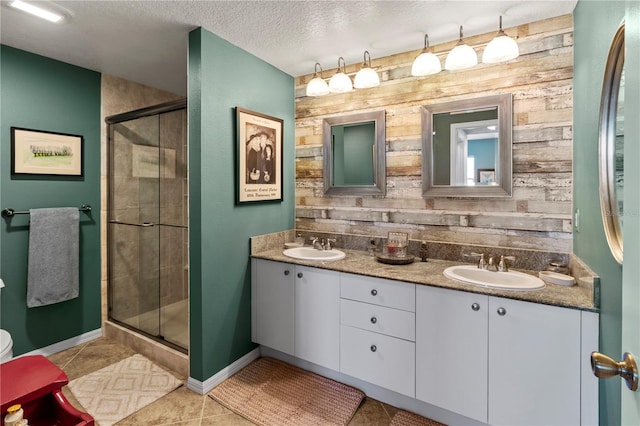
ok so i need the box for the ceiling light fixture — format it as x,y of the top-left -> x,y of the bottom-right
306,62 -> 330,97
328,57 -> 353,93
354,51 -> 380,89
445,26 -> 478,71
9,0 -> 65,23
411,34 -> 442,77
482,16 -> 520,64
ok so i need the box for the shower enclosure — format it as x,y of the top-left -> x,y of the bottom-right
106,99 -> 188,353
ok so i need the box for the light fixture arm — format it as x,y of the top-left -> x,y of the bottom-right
497,15 -> 507,36
423,34 -> 431,52
313,62 -> 324,78
337,56 -> 347,73
363,50 -> 372,67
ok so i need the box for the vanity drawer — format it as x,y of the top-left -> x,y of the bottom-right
340,273 -> 415,312
340,325 -> 415,397
340,299 -> 415,341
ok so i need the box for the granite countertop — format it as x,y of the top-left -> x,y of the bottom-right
252,247 -> 597,312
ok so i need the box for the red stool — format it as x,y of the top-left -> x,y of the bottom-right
0,355 -> 94,426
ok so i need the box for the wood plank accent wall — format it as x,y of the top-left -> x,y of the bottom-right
294,15 -> 574,253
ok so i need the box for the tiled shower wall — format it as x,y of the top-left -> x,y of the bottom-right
294,15 -> 574,253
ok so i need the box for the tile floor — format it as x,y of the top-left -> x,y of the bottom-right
48,337 -> 400,425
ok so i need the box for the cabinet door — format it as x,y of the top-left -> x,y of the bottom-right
252,259 -> 294,355
488,297 -> 581,426
295,266 -> 340,370
416,285 -> 489,423
341,325 -> 415,397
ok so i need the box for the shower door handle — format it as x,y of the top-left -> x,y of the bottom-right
109,220 -> 156,227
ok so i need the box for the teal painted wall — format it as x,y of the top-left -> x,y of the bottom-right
573,2 -> 625,424
0,46 -> 102,355
188,28 -> 295,380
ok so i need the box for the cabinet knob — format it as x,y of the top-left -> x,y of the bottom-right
471,303 -> 480,311
371,289 -> 378,296
370,345 -> 377,352
497,307 -> 507,316
297,272 -> 303,278
370,317 -> 377,324
284,270 -> 290,276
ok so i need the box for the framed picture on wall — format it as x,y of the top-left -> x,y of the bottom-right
477,168 -> 496,184
236,107 -> 283,204
11,127 -> 84,176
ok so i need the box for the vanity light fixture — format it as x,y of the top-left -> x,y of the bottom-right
482,16 -> 520,63
444,26 -> 478,71
354,51 -> 380,89
306,62 -> 330,97
328,57 -> 353,93
9,0 -> 65,23
411,34 -> 442,76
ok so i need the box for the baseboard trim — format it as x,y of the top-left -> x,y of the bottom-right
23,329 -> 103,358
187,347 -> 260,395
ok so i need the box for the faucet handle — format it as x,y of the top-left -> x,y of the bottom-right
326,238 -> 336,250
465,252 -> 487,269
498,255 -> 516,272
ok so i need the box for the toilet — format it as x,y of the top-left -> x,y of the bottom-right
0,329 -> 12,362
0,279 -> 12,362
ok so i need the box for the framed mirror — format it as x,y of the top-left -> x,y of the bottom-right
599,23 -> 624,264
323,110 -> 386,195
421,94 -> 513,197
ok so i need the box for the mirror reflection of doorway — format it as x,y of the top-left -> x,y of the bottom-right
449,119 -> 498,186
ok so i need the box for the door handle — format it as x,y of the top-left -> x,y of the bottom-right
591,351 -> 639,391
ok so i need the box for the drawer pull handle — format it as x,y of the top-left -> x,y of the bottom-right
370,345 -> 377,352
471,303 -> 480,311
370,317 -> 377,324
297,272 -> 303,278
284,270 -> 290,276
371,289 -> 378,296
497,307 -> 507,316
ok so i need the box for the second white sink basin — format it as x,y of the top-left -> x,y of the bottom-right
444,265 -> 545,291
283,247 -> 346,262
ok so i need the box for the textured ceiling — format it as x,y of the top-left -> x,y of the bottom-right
0,1 -> 578,96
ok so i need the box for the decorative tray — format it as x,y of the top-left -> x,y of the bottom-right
375,253 -> 415,265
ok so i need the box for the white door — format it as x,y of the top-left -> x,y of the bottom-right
593,5 -> 640,422
621,2 -> 640,421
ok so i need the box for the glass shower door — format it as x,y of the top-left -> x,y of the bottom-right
108,102 -> 188,353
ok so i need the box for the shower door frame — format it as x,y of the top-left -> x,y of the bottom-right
106,98 -> 188,354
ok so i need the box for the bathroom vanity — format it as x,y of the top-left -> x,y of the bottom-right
251,245 -> 598,426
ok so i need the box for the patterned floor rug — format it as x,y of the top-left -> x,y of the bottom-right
391,410 -> 447,426
67,354 -> 182,426
209,357 -> 365,426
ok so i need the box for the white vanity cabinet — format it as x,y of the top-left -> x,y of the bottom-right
339,273 -> 416,397
251,258 -> 295,355
252,258 -> 340,369
416,285 -> 582,425
487,296 -> 580,426
294,265 -> 340,370
416,285 -> 489,422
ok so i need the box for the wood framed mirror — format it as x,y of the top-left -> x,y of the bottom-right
421,94 -> 513,197
599,23 -> 625,264
323,110 -> 386,196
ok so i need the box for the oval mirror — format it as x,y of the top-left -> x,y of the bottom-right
599,23 -> 624,264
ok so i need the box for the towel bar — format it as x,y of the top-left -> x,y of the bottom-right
1,205 -> 92,218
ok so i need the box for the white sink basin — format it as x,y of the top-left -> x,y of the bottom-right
443,265 -> 545,291
283,247 -> 346,262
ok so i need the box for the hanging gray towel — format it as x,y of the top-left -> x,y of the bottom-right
27,207 -> 80,307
